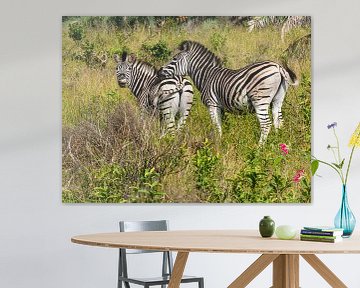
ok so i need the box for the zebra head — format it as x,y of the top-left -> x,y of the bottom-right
114,52 -> 136,88
158,42 -> 191,79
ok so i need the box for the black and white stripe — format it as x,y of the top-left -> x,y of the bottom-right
159,41 -> 298,144
114,52 -> 194,135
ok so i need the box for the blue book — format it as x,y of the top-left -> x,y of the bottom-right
302,226 -> 343,236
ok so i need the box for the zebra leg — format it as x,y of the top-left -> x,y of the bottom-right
254,102 -> 272,145
158,92 -> 178,136
272,80 -> 288,129
160,111 -> 176,136
208,105 -> 223,136
177,84 -> 194,130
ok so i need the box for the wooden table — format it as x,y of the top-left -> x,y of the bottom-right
71,230 -> 360,288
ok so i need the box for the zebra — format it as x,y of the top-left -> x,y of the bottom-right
114,52 -> 194,135
158,41 -> 299,144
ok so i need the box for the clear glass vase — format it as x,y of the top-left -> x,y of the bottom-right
334,185 -> 356,237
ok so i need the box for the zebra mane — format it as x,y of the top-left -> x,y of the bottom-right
135,59 -> 158,75
120,51 -> 157,75
179,40 -> 222,66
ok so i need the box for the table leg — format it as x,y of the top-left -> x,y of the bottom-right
272,254 -> 299,288
168,252 -> 189,288
228,254 -> 279,288
229,253 -> 348,288
301,254 -> 347,288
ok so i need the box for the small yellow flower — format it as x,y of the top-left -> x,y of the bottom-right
349,122 -> 360,147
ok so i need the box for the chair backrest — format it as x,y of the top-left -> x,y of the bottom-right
119,220 -> 169,254
118,220 -> 174,283
120,220 -> 168,232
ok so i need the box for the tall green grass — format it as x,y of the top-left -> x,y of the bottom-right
62,17 -> 311,203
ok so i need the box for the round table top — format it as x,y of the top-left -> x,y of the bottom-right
71,230 -> 360,254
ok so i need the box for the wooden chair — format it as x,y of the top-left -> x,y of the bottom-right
118,220 -> 204,288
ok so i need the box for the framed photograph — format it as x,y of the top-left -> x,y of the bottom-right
62,16 -> 311,203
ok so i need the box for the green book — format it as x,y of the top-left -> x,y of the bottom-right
300,236 -> 343,243
300,234 -> 340,240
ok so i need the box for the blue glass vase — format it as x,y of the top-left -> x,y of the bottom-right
334,185 -> 356,237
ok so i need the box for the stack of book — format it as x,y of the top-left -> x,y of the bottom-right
300,226 -> 344,243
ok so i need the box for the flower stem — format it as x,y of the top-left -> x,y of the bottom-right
345,146 -> 357,185
330,147 -> 338,164
332,128 -> 345,181
345,129 -> 360,185
314,158 -> 345,184
333,128 -> 342,163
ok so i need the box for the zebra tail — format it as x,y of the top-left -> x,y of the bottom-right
280,64 -> 299,86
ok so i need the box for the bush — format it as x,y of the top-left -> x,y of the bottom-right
72,40 -> 108,67
82,16 -> 107,28
89,163 -> 127,203
88,164 -> 164,203
297,72 -> 311,128
68,21 -> 85,42
80,40 -> 95,65
228,150 -> 268,202
141,40 -> 171,64
210,32 -> 227,52
62,101 -> 188,203
193,139 -> 223,202
106,16 -> 160,29
131,168 -> 165,203
227,145 -> 310,203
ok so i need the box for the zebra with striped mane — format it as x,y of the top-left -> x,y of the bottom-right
158,41 -> 299,144
114,52 -> 194,135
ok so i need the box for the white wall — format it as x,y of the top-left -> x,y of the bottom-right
1,0 -> 360,287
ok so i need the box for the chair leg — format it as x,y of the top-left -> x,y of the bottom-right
199,278 -> 204,288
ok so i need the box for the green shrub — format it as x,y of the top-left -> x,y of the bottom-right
193,139 -> 223,202
106,16 -> 158,29
201,18 -> 222,31
210,32 -> 227,52
227,144 -> 310,203
81,40 -> 96,65
74,40 -> 107,67
298,72 -> 311,127
228,150 -> 268,202
141,40 -> 171,63
131,167 -> 165,203
88,163 -> 164,203
82,16 -> 107,28
89,163 -> 127,203
68,22 -> 85,42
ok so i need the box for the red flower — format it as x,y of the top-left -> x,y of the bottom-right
279,143 -> 289,156
293,169 -> 305,183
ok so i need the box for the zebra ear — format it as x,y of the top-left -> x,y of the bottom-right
179,41 -> 190,51
128,53 -> 136,63
114,54 -> 121,63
